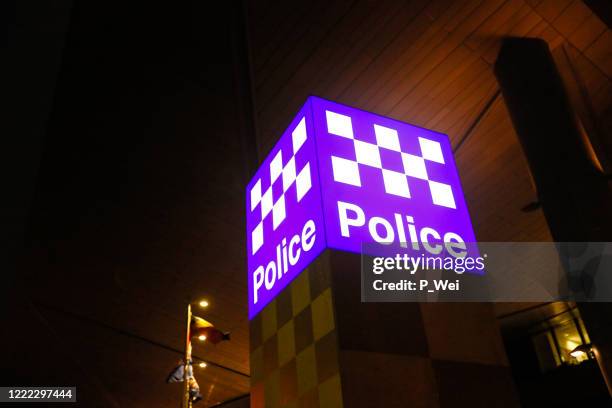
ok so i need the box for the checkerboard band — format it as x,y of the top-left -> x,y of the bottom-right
250,251 -> 343,408
325,110 -> 456,209
250,117 -> 313,256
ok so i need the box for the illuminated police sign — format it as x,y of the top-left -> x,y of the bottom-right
246,96 -> 477,318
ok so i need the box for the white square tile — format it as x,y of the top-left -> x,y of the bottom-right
355,140 -> 382,168
292,117 -> 307,154
374,124 -> 401,151
429,180 -> 456,209
382,169 -> 410,198
282,156 -> 296,192
331,156 -> 361,187
250,179 -> 262,211
251,222 -> 263,255
272,195 -> 286,230
325,110 -> 354,139
295,162 -> 312,201
419,137 -> 444,164
261,187 -> 273,218
270,150 -> 283,183
402,152 -> 428,180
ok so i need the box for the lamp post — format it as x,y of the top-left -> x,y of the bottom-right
182,299 -> 209,408
182,303 -> 192,408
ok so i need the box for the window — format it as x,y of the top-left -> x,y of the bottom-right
531,308 -> 592,372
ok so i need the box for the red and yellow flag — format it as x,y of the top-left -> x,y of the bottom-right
190,316 -> 230,344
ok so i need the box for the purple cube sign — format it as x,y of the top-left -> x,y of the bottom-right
246,96 -> 477,318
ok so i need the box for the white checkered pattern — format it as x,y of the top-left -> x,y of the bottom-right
250,117 -> 312,255
325,110 -> 456,209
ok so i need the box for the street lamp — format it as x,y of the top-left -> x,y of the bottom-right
180,299 -> 229,407
570,343 -> 593,359
182,299 -> 210,408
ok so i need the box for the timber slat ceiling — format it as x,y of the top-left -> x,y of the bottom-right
247,0 -> 611,243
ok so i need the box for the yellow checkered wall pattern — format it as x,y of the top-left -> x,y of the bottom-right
250,253 -> 343,407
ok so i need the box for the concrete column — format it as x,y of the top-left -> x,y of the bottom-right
494,37 -> 612,396
250,250 -> 520,407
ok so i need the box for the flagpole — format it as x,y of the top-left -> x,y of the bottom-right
183,303 -> 192,408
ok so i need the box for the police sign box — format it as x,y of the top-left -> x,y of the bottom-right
246,96 -> 478,319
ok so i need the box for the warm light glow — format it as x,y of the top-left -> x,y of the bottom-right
198,335 -> 207,341
566,340 -> 579,351
570,349 -> 586,358
569,343 -> 592,362
199,300 -> 209,308
577,117 -> 604,173
199,362 -> 207,368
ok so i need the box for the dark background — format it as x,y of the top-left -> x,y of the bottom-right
3,1 -> 253,406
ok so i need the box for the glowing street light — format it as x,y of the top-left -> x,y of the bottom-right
177,298 -> 228,407
570,343 -> 592,358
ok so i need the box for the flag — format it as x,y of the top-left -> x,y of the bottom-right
166,360 -> 192,383
190,316 -> 230,344
166,363 -> 185,383
165,361 -> 202,404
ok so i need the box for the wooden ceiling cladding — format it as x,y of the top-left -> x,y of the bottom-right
247,0 -> 611,244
